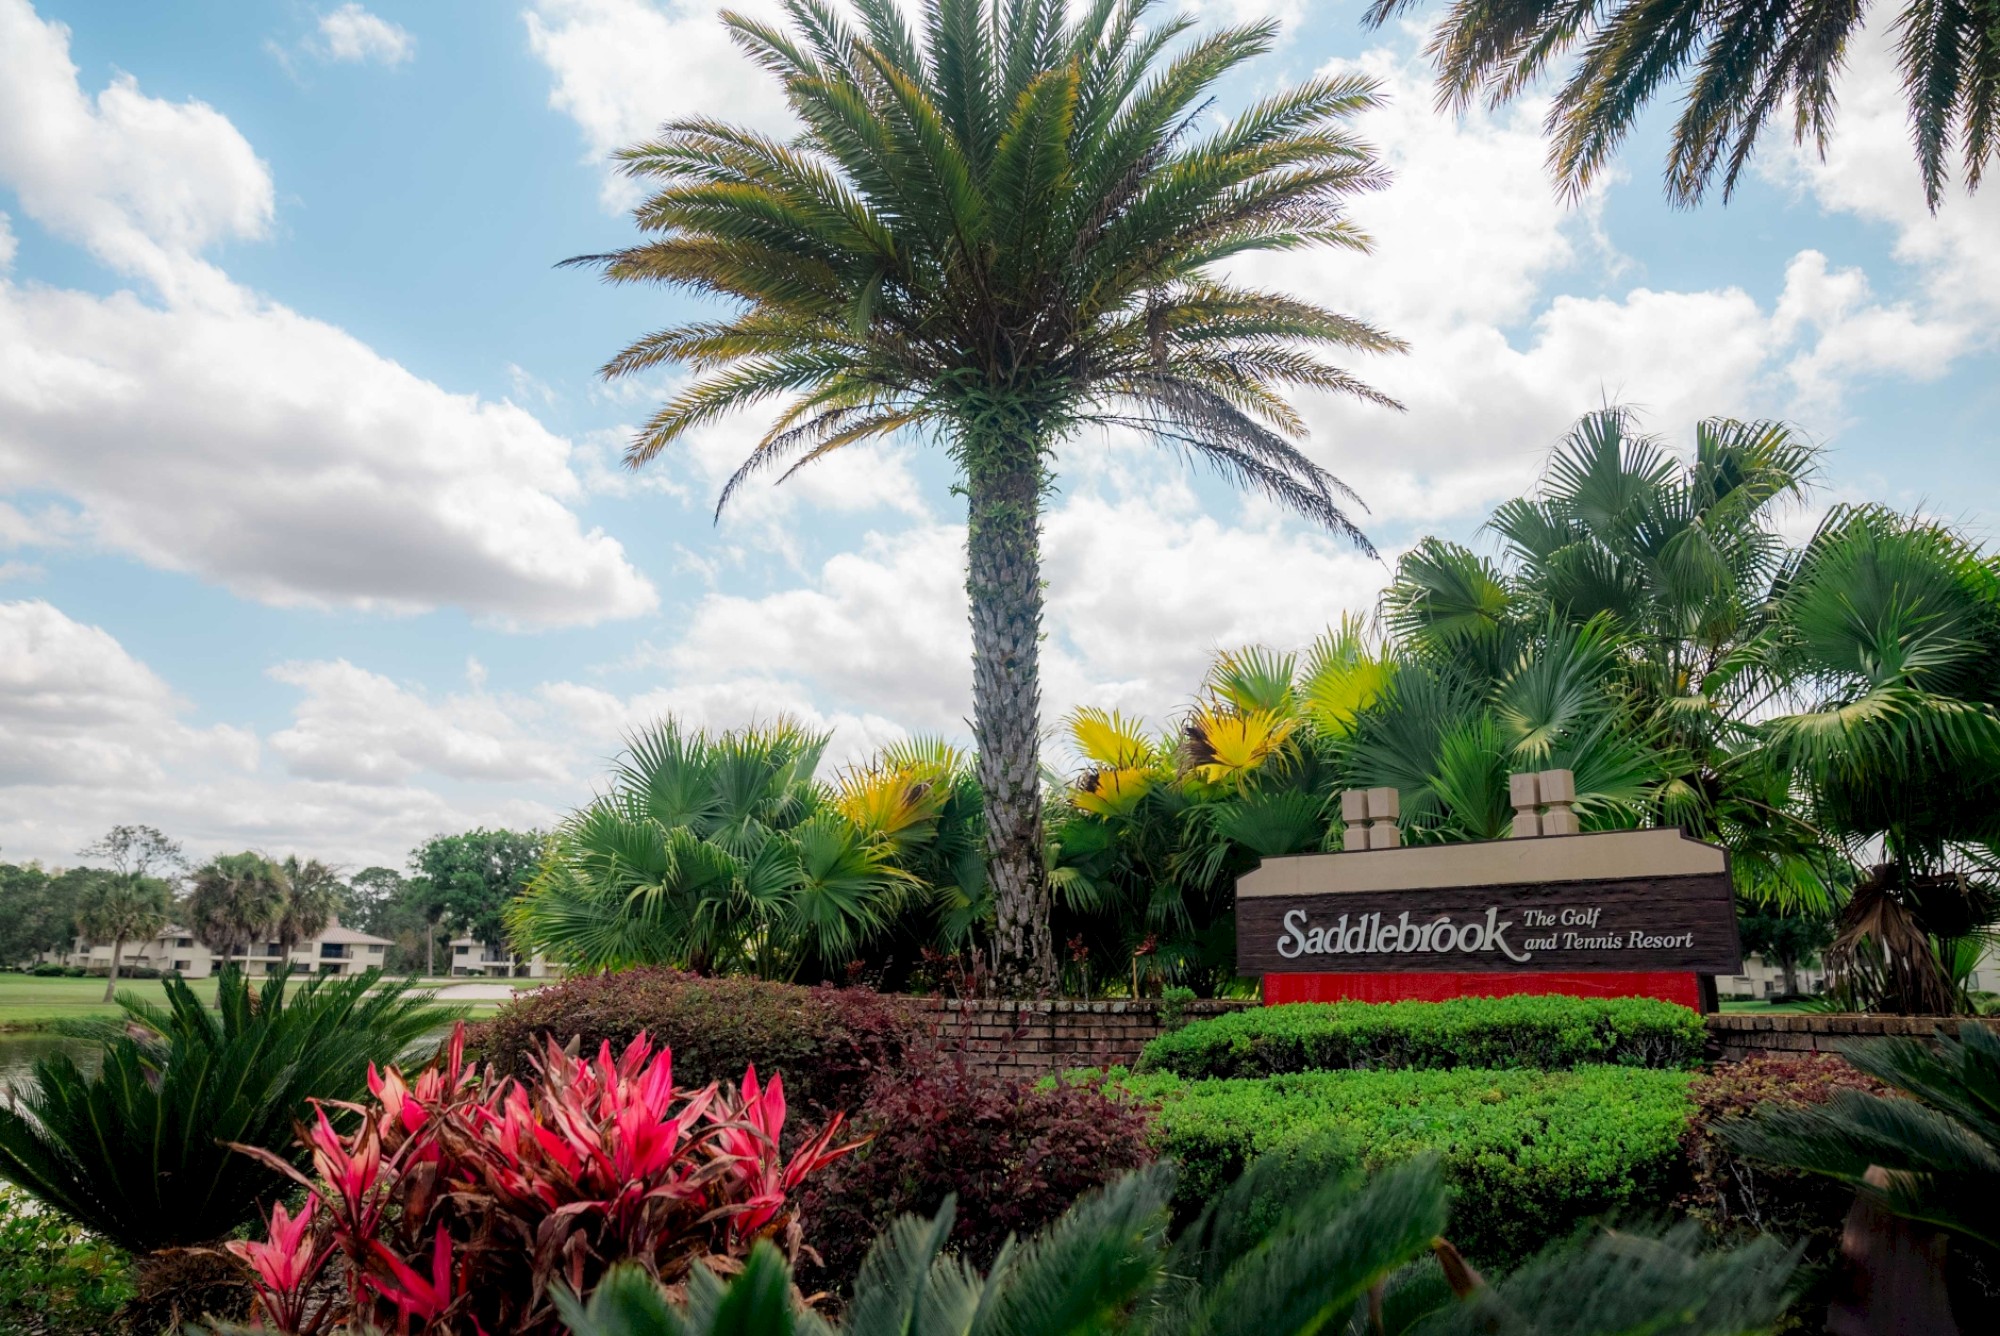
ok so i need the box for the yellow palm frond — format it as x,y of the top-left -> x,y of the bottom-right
1299,616 -> 1396,737
1182,704 -> 1299,786
1073,765 -> 1156,817
1067,707 -> 1158,769
832,765 -> 946,849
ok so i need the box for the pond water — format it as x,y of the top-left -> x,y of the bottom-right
0,1034 -> 100,1093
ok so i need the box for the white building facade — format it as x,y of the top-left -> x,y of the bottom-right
448,936 -> 564,979
67,918 -> 393,979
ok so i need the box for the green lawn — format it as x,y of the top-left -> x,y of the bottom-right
0,974 -> 527,1032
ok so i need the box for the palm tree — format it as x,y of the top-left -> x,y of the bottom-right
572,0 -> 1404,992
1748,506 -> 2000,1012
1363,0 -> 2000,210
186,852 -> 290,967
558,1155 -> 1797,1336
74,874 -> 172,1002
276,855 -> 341,959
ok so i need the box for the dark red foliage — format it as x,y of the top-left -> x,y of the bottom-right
797,1053 -> 1155,1294
226,1025 -> 858,1336
1683,1053 -> 1892,1247
468,969 -> 925,1119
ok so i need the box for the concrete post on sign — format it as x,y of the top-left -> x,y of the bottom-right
1340,789 -> 1370,850
1538,769 -> 1579,836
1366,787 -> 1401,849
1508,772 -> 1541,838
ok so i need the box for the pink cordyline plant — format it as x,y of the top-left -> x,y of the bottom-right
226,1023 -> 861,1335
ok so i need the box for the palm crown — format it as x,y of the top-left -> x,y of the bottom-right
577,0 -> 1403,989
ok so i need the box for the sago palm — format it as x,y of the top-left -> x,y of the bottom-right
558,1155 -> 1799,1336
1365,0 -> 2000,209
573,0 -> 1405,992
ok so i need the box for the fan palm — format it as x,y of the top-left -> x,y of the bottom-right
1384,409 -> 1828,905
74,873 -> 172,1002
509,719 -> 927,980
1364,0 -> 2000,210
186,851 -> 290,965
573,0 -> 1405,992
558,1155 -> 1798,1336
1748,505 -> 2000,1010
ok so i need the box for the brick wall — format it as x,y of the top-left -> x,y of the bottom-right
911,997 -> 1252,1078
1704,1012 -> 1999,1063
903,998 -> 1999,1076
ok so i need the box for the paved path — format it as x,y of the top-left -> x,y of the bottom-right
431,982 -> 533,1002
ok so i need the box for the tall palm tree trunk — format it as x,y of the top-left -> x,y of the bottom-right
102,939 -> 123,1004
966,442 -> 1055,995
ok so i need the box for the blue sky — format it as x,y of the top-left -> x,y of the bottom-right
1,0 -> 1994,870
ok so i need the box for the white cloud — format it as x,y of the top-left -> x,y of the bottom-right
525,0 -> 793,209
0,0 -> 656,628
0,599 -> 255,794
267,660 -> 572,785
0,212 -> 14,270
317,4 -> 416,66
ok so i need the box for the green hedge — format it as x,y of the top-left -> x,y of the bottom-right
1123,1066 -> 1695,1267
1136,996 -> 1707,1079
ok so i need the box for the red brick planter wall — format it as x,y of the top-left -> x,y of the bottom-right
910,997 -> 1252,1078
1704,1012 -> 2000,1063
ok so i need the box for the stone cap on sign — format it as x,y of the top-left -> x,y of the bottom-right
1239,826 -> 1727,898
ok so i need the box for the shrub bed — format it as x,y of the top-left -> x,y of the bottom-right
1682,1053 -> 1891,1247
1136,995 -> 1706,1079
469,969 -> 924,1117
1123,1065 -> 1695,1266
798,1055 -> 1154,1295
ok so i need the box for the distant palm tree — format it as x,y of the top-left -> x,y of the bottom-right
276,856 -> 341,959
1364,0 -> 2000,210
74,875 -> 171,1002
187,853 -> 290,966
573,0 -> 1404,991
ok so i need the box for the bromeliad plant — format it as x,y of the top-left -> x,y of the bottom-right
227,1025 -> 861,1335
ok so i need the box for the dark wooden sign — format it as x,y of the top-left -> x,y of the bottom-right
1236,873 -> 1742,977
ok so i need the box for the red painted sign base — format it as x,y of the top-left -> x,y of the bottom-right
1263,970 -> 1702,1009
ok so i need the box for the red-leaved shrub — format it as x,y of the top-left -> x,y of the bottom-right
796,1054 -> 1154,1295
1683,1053 -> 1891,1247
469,970 -> 923,1119
226,1024 -> 858,1335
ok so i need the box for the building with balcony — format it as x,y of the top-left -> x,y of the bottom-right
448,936 -> 564,979
67,918 -> 393,979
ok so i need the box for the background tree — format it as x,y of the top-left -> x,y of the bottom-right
1737,898 -> 1838,998
186,852 -> 290,964
275,855 -> 342,958
0,864 -> 96,966
76,825 -> 187,887
74,874 -> 172,1001
410,828 -> 545,970
1363,0 -> 2000,210
574,0 -> 1404,992
345,866 -> 429,974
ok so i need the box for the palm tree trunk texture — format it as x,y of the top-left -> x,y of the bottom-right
966,446 -> 1055,995
102,939 -> 122,1004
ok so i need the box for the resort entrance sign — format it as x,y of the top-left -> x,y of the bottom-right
1236,775 -> 1742,1010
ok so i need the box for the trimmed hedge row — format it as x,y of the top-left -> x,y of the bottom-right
1136,995 -> 1707,1079
1122,1066 -> 1695,1267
